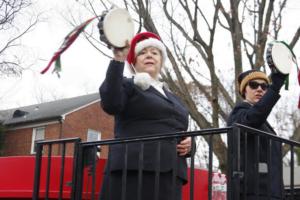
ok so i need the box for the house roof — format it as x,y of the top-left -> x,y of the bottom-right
0,93 -> 100,126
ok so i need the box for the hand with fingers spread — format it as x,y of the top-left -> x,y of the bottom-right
177,137 -> 192,156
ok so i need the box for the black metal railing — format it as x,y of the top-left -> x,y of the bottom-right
32,137 -> 81,200
74,127 -> 230,200
229,124 -> 300,200
32,124 -> 300,200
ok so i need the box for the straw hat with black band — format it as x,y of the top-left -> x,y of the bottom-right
238,70 -> 271,98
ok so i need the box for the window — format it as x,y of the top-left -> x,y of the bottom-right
31,127 -> 45,154
87,129 -> 101,157
87,129 -> 101,142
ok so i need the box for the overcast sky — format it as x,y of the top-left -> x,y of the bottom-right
0,0 -> 115,109
0,0 -> 299,110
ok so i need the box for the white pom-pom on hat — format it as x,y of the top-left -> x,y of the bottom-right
133,72 -> 152,90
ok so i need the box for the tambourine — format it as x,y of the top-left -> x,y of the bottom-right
98,8 -> 134,48
266,41 -> 295,75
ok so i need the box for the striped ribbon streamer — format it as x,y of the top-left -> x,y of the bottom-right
40,16 -> 97,77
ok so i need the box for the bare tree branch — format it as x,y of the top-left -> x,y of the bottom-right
290,27 -> 300,49
0,0 -> 39,76
0,16 -> 37,54
77,0 -> 300,171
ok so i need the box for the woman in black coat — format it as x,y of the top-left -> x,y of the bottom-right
227,69 -> 287,200
99,32 -> 191,200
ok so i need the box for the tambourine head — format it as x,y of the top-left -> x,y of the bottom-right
102,8 -> 134,48
266,42 -> 293,75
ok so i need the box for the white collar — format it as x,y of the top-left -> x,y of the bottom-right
134,72 -> 163,90
150,78 -> 163,88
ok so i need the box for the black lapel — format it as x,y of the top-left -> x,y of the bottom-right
148,86 -> 173,104
163,88 -> 176,103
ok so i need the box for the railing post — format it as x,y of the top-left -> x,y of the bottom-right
70,139 -> 81,200
227,127 -> 233,200
208,135 -> 213,200
253,135 -> 259,198
72,141 -> 84,200
227,125 -> 242,200
90,146 -> 98,200
266,139 -> 272,199
32,143 -> 43,200
189,136 -> 195,200
58,143 -> 66,200
154,141 -> 161,200
290,145 -> 295,199
137,142 -> 144,200
45,144 -> 53,200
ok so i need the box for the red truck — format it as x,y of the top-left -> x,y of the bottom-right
0,156 -> 211,199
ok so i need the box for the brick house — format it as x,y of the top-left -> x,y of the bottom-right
0,93 -> 113,158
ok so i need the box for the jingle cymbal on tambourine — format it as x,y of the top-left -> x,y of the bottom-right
266,41 -> 295,75
98,8 -> 134,49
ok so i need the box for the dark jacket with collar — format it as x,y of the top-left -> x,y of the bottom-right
100,60 -> 189,182
227,88 -> 283,199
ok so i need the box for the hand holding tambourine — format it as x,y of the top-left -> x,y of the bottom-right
266,40 -> 300,108
266,41 -> 295,75
112,42 -> 130,62
97,8 -> 134,49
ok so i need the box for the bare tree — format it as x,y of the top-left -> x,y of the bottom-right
33,85 -> 65,104
0,0 -> 38,76
74,0 -> 300,171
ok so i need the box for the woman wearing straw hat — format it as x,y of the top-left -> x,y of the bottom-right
227,69 -> 287,200
99,32 -> 191,200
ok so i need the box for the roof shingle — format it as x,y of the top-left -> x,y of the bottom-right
0,93 -> 100,126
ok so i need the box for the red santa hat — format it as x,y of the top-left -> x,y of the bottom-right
126,32 -> 167,66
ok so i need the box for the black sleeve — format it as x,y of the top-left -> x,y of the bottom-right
228,88 -> 280,128
99,60 -> 133,114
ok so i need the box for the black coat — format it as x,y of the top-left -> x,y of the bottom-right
227,88 -> 283,199
100,60 -> 189,181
